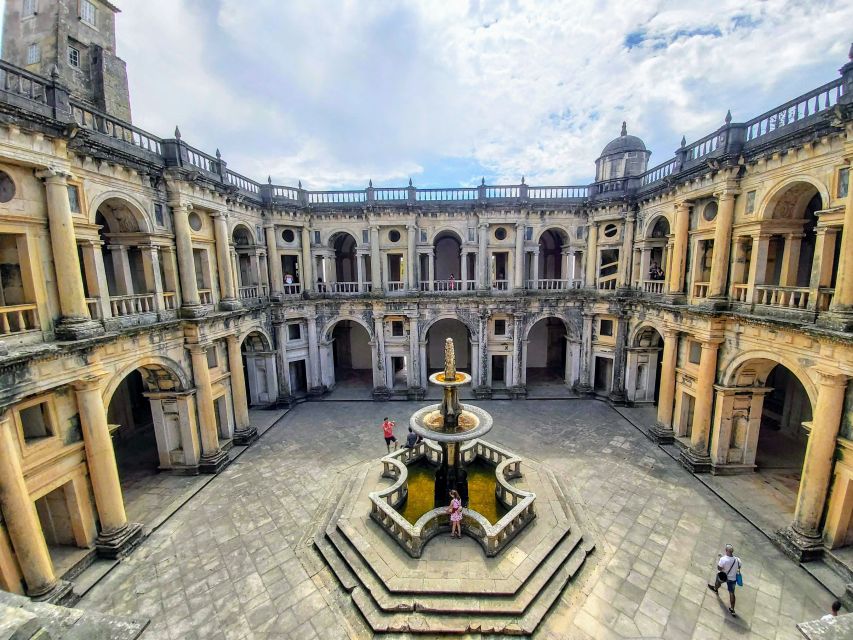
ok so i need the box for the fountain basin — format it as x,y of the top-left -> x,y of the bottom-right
428,370 -> 471,387
410,403 -> 494,442
369,439 -> 536,558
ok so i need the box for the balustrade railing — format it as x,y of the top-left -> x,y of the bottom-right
282,283 -> 301,296
731,284 -> 749,303
0,303 -> 39,335
640,159 -> 677,186
754,285 -> 810,309
238,285 -> 259,299
110,293 -> 155,317
684,132 -> 720,162
0,61 -> 48,106
272,186 -> 300,201
745,78 -> 843,143
598,275 -> 617,290
226,171 -> 260,195
527,186 -> 588,199
491,280 -> 509,291
641,279 -> 665,294
70,100 -> 162,154
162,292 -> 177,310
330,282 -> 360,294
85,298 -> 102,320
308,190 -> 366,205
373,188 -> 409,201
416,188 -> 478,202
485,185 -> 519,199
386,281 -> 405,292
692,282 -> 710,298
198,289 -> 213,305
817,288 -> 835,312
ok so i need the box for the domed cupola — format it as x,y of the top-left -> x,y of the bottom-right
595,122 -> 651,181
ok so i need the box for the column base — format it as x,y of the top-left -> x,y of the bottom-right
198,448 -> 229,474
407,386 -> 426,401
473,386 -> 492,399
179,304 -> 208,319
55,318 -> 104,341
775,525 -> 825,562
232,426 -> 259,446
371,386 -> 393,401
680,447 -> 712,473
95,522 -> 144,560
308,386 -> 326,398
509,385 -> 528,399
575,383 -> 593,396
707,295 -> 731,311
817,310 -> 853,332
608,389 -> 627,405
218,298 -> 242,311
660,293 -> 687,305
647,422 -> 675,444
710,462 -> 757,476
29,579 -> 74,605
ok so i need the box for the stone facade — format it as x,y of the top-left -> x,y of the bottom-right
0,4 -> 851,609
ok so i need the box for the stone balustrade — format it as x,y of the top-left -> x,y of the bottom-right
0,303 -> 39,335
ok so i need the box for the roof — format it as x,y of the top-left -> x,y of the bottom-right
600,122 -> 647,156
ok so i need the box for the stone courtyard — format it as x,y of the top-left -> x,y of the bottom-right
77,399 -> 832,639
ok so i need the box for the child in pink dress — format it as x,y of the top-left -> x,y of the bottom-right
448,490 -> 463,538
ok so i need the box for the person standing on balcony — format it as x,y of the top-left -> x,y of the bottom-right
449,273 -> 456,290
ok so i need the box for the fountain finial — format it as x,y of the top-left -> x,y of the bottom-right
444,338 -> 456,381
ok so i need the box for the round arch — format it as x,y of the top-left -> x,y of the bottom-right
327,230 -> 360,248
231,222 -> 257,246
431,228 -> 464,244
321,315 -> 374,342
628,322 -> 664,348
643,213 -> 672,240
720,350 -> 817,409
535,226 -> 570,244
89,191 -> 153,233
420,313 -> 477,343
239,327 -> 274,351
758,176 -> 829,222
101,356 -> 191,408
523,313 -> 571,341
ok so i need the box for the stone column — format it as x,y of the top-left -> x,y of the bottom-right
829,165 -> 853,312
577,313 -> 594,392
408,313 -> 420,389
619,215 -> 635,288
80,239 -> 111,320
681,340 -> 720,472
460,250 -> 469,288
272,319 -> 292,402
478,222 -> 489,290
514,222 -> 525,290
531,248 -> 540,285
227,335 -> 257,445
212,212 -> 239,309
141,246 -> 165,312
172,204 -> 203,317
265,224 -> 282,299
0,414 -> 64,598
428,251 -> 435,291
585,221 -> 598,288
306,314 -> 322,391
373,315 -> 387,390
109,245 -> 133,295
650,328 -> 678,442
669,202 -> 690,295
73,375 -> 143,557
780,370 -> 848,558
37,169 -> 101,338
188,344 -> 227,472
512,313 -> 523,389
779,233 -> 804,287
746,233 -> 771,301
609,316 -> 628,402
407,224 -> 417,291
299,225 -> 313,293
708,191 -> 736,299
369,225 -> 382,293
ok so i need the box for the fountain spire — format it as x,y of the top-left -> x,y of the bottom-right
444,337 -> 456,381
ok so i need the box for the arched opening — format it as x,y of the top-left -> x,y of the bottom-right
232,226 -> 264,299
106,362 -> 190,524
430,231 -> 462,291
525,317 -> 567,392
627,327 -> 662,404
537,229 -> 567,281
642,218 -> 669,287
754,365 -> 811,475
330,320 -> 372,391
426,319 -> 472,374
331,233 -> 358,284
241,331 -> 277,406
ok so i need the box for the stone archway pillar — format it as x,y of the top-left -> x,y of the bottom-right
650,328 -> 678,442
187,344 -> 228,473
778,370 -> 848,559
74,375 -> 143,557
227,335 -> 257,445
419,340 -> 428,389
213,212 -> 240,310
577,313 -> 594,393
680,339 -> 720,472
668,202 -> 690,295
172,204 -> 204,317
708,190 -> 737,299
408,313 -> 420,389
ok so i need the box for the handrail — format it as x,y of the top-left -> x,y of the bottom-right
745,78 -> 843,143
70,99 -> 162,154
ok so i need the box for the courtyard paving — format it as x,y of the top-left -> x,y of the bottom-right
79,399 -> 834,639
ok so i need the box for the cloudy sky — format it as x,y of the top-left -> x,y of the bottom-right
8,1 -> 853,189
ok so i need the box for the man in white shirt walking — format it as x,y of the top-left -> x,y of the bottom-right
707,544 -> 742,617
820,600 -> 842,622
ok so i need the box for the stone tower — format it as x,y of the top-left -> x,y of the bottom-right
594,121 -> 651,181
1,0 -> 132,122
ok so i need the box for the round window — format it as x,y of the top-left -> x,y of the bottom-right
703,202 -> 718,222
388,229 -> 401,242
494,227 -> 507,240
603,224 -> 618,238
188,212 -> 202,231
0,172 -> 15,203
282,229 -> 295,243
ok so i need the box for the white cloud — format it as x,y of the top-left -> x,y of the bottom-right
113,0 -> 853,188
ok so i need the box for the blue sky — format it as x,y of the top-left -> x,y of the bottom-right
4,1 -> 853,189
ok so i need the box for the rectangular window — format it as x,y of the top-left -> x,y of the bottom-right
391,320 -> 404,337
599,319 -> 613,337
256,225 -> 263,243
525,226 -> 533,241
313,231 -> 321,245
421,229 -> 429,243
68,45 -> 80,68
154,203 -> 164,226
688,341 -> 702,365
22,0 -> 36,17
745,190 -> 756,214
288,323 -> 301,341
494,319 -> 506,336
20,402 -> 51,441
26,43 -> 40,65
467,228 -> 475,242
362,229 -> 369,244
80,0 -> 96,25
206,346 -> 218,368
839,168 -> 850,199
67,185 -> 81,213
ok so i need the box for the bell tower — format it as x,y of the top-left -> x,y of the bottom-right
2,0 -> 132,122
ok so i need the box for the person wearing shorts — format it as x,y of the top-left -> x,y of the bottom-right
382,417 -> 398,452
708,544 -> 742,616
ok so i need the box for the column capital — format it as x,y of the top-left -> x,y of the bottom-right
673,201 -> 691,213
72,373 -> 108,392
225,333 -> 240,345
714,189 -> 739,201
812,368 -> 849,388
211,209 -> 229,220
478,222 -> 489,229
662,327 -> 680,339
186,342 -> 211,355
169,201 -> 193,213
35,167 -> 72,183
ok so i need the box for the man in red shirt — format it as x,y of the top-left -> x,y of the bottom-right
382,417 -> 398,452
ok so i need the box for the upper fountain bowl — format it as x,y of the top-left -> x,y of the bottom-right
410,403 -> 493,443
428,370 -> 472,387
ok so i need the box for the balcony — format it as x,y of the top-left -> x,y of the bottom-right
163,292 -> 178,311
282,283 -> 301,297
0,303 -> 39,335
491,280 -> 509,292
110,294 -> 155,318
199,289 -> 214,305
598,276 -> 617,291
641,280 -> 665,294
386,281 -> 406,294
731,284 -> 749,303
692,282 -> 710,299
238,285 -> 261,299
527,279 -> 580,291
421,279 -> 475,293
754,285 -> 810,310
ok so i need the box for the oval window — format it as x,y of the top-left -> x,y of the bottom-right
703,202 -> 718,222
0,171 -> 15,203
188,212 -> 202,231
388,229 -> 401,242
603,224 -> 618,238
282,229 -> 295,243
494,227 -> 507,240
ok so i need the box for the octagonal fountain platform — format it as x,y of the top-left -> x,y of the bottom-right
302,339 -> 598,636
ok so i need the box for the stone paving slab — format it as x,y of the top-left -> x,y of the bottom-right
77,399 -> 833,639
